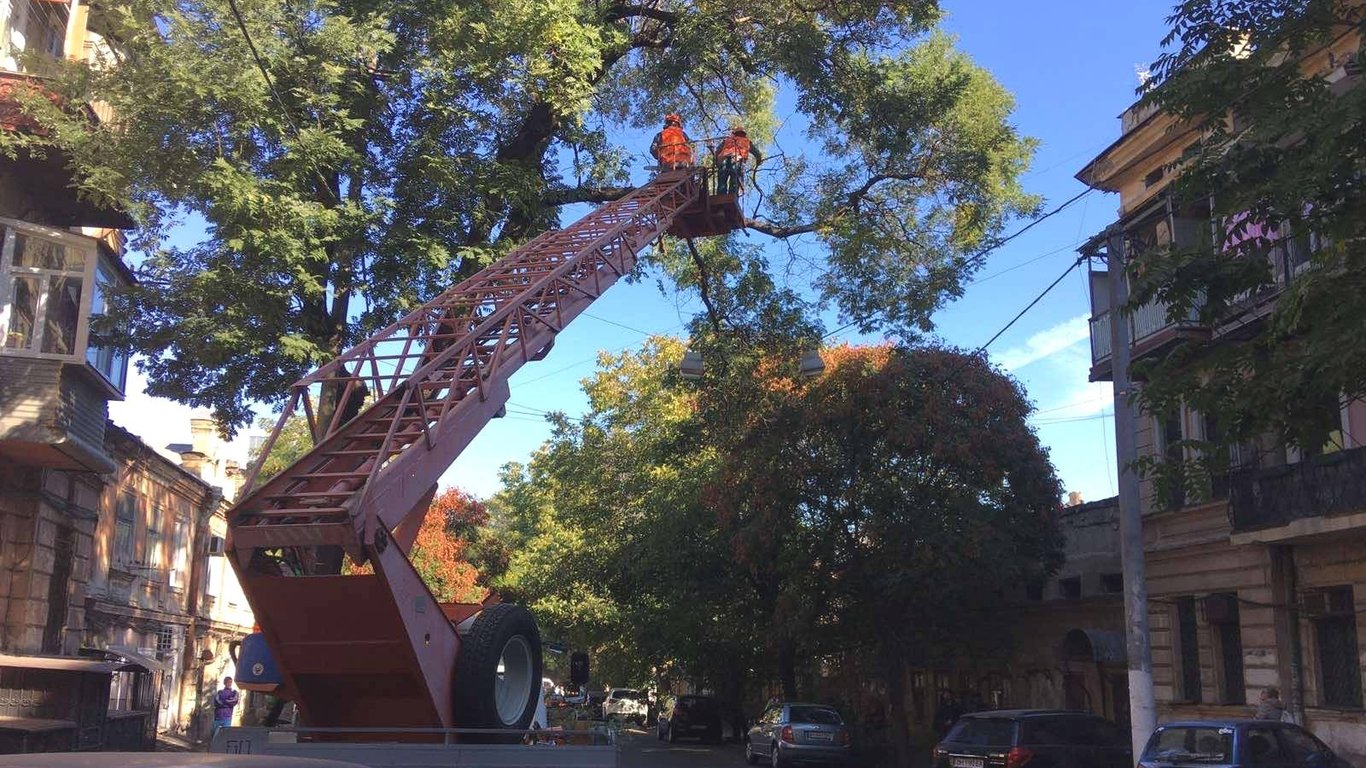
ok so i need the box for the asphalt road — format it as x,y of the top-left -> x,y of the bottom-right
619,728 -> 746,768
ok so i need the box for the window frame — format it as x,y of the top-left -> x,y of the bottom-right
0,218 -> 98,362
83,254 -> 130,392
114,490 -> 137,567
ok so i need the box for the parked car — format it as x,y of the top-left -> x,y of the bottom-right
657,694 -> 723,744
932,709 -> 1131,768
745,702 -> 851,767
603,688 -> 649,725
1139,720 -> 1353,768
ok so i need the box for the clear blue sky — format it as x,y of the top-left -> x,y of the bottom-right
439,0 -> 1175,503
112,1 -> 1176,505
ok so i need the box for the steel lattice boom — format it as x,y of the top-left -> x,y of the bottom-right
224,169 -> 732,730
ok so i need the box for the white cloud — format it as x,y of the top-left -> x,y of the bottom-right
992,313 -> 1092,372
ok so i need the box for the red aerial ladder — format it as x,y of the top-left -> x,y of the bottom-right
225,167 -> 743,734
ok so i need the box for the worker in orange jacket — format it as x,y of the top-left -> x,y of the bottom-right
650,114 -> 694,170
714,124 -> 762,195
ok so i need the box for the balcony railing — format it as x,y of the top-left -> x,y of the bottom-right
1089,297 -> 1204,367
1228,446 -> 1366,533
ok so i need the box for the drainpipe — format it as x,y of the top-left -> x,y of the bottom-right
1274,545 -> 1306,724
181,487 -> 222,744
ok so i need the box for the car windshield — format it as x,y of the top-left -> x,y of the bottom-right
789,706 -> 842,725
1142,726 -> 1233,763
612,689 -> 640,700
945,718 -> 1016,747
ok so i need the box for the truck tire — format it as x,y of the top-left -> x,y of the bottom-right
453,603 -> 543,738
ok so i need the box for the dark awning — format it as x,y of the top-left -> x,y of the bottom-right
85,645 -> 172,673
1062,628 -> 1127,664
0,653 -> 120,674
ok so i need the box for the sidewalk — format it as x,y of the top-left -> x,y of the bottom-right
156,732 -> 203,752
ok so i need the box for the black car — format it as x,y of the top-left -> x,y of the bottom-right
657,694 -> 723,744
1139,720 -> 1352,767
933,710 -> 1131,768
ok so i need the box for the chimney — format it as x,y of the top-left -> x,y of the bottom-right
1067,491 -> 1084,507
190,417 -> 217,456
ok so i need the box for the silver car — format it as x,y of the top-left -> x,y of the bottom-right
745,702 -> 852,767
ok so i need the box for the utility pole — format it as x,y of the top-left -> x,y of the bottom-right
1106,227 -> 1156,761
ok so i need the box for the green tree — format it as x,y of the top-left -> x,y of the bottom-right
706,344 -> 1062,768
485,337 -> 1063,766
20,0 -> 1037,431
246,414 -> 312,483
1130,1 -> 1366,465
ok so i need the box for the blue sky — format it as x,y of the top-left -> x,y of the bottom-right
111,1 -> 1175,505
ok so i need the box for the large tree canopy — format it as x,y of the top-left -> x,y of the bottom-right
19,0 -> 1036,429
484,337 -> 1063,768
1131,0 -> 1365,466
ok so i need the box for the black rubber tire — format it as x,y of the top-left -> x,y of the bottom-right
745,741 -> 758,765
452,603 -> 543,739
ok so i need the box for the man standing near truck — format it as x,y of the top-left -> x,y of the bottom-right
213,676 -> 240,734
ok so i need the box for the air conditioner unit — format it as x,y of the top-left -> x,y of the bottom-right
1300,588 -> 1353,617
207,535 -> 226,556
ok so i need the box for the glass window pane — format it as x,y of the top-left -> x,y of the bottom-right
13,232 -> 86,272
41,275 -> 83,355
5,275 -> 39,350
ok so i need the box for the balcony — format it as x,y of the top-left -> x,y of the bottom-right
1088,297 -> 1207,381
1229,446 -> 1366,540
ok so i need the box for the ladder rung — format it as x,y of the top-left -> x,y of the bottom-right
251,506 -> 349,516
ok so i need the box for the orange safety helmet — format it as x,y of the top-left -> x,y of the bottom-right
664,113 -> 682,126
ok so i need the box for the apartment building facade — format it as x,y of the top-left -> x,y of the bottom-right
1078,29 -> 1366,762
0,0 -> 258,750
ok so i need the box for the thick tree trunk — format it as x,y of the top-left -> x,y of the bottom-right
885,654 -> 914,768
777,638 -> 797,700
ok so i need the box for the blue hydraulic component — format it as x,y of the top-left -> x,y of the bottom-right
229,632 -> 283,692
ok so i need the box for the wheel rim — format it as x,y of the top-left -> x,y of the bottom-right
494,635 -> 534,725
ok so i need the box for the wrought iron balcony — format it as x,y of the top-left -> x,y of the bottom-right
1228,446 -> 1366,533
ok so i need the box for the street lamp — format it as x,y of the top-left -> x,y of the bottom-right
798,350 -> 825,378
679,349 -> 705,379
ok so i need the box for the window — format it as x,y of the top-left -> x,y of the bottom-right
114,491 -> 136,566
911,671 -> 928,721
1175,597 -> 1202,702
1244,726 -> 1285,765
1312,586 -> 1362,708
145,504 -> 164,568
0,220 -> 95,360
1101,573 -> 1123,594
1277,726 -> 1334,763
155,627 -> 174,660
84,257 -> 129,392
1208,594 -> 1246,704
169,514 -> 189,589
1059,577 -> 1082,600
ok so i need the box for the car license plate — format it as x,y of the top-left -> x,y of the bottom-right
950,759 -> 983,768
807,732 -> 833,742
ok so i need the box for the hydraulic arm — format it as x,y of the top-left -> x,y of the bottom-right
225,168 -> 738,730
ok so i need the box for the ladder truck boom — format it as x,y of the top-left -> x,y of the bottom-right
224,168 -> 741,735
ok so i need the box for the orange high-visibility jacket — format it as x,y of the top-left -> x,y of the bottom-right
717,135 -> 752,161
654,125 -> 694,166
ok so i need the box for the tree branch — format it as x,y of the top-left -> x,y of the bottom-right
604,4 -> 681,24
543,184 -> 634,206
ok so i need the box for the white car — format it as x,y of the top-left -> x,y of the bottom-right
602,688 -> 648,725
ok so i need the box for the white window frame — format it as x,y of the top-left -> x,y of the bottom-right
0,217 -> 98,362
168,514 -> 189,589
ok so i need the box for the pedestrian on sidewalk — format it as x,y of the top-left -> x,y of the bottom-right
213,676 -> 240,735
1253,686 -> 1286,721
